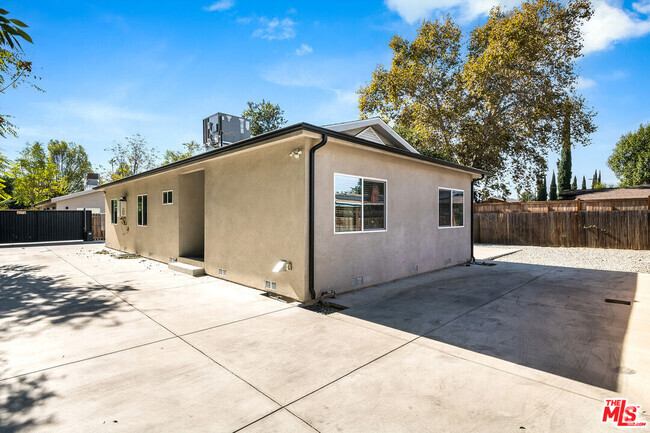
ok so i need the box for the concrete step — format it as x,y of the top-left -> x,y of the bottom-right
169,261 -> 205,277
178,256 -> 205,267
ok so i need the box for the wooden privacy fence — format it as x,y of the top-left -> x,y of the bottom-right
473,210 -> 649,250
475,197 -> 650,213
92,213 -> 105,240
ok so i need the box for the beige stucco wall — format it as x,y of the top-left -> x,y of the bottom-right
103,133 -> 311,301
312,138 -> 475,297
48,191 -> 105,213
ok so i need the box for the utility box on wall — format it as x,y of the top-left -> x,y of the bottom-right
119,200 -> 127,218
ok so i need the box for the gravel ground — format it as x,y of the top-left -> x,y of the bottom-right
487,245 -> 650,274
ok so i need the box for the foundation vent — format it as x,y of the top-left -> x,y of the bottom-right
218,268 -> 227,276
351,277 -> 364,287
409,265 -> 419,274
445,258 -> 452,265
265,280 -> 277,290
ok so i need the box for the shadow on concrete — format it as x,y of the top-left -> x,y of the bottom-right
333,262 -> 638,392
0,263 -> 132,431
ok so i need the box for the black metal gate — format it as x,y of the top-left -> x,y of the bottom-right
0,210 -> 93,244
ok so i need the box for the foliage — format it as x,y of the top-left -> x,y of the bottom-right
48,140 -> 93,192
557,105 -> 572,194
549,171 -> 557,200
0,8 -> 32,50
0,10 -> 41,138
519,190 -> 535,202
598,170 -> 601,184
592,181 -> 606,189
358,1 -> 596,198
591,169 -> 597,188
242,99 -> 287,136
103,134 -> 157,182
162,141 -> 202,165
581,175 -> 586,190
536,175 -> 547,201
10,142 -> 68,206
392,125 -> 454,160
0,150 -> 8,201
571,176 -> 577,190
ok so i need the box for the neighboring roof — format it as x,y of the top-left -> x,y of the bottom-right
34,188 -> 102,208
322,118 -> 420,153
560,185 -> 650,200
96,122 -> 487,190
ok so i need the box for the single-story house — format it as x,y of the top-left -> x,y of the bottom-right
96,119 -> 486,301
34,188 -> 105,214
560,185 -> 650,201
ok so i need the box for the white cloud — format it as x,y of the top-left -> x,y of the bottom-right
202,0 -> 235,12
252,17 -> 296,40
384,0 -> 519,24
576,76 -> 597,90
633,0 -> 650,14
295,43 -> 313,56
582,0 -> 650,54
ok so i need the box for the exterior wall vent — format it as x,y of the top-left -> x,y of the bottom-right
355,127 -> 385,145
351,277 -> 364,287
218,268 -> 227,276
409,265 -> 418,274
265,280 -> 277,290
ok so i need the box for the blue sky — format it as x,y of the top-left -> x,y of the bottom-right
2,0 -> 650,189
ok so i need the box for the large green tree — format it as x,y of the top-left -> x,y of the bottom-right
358,0 -> 596,198
0,150 -> 8,201
162,140 -> 201,165
549,171 -> 557,200
11,142 -> 68,206
607,124 -> 650,186
48,140 -> 93,192
557,105 -> 572,195
0,9 -> 41,138
103,133 -> 157,182
242,99 -> 287,136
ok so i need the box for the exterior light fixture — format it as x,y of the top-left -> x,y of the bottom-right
273,260 -> 292,272
289,149 -> 302,159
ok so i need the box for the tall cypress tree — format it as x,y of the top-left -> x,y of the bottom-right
557,106 -> 572,195
592,169 -> 597,188
537,175 -> 547,201
571,175 -> 577,190
581,175 -> 587,189
598,170 -> 602,184
549,171 -> 558,200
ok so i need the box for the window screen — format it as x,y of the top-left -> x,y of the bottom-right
111,199 -> 118,224
137,195 -> 148,226
439,188 -> 464,227
335,174 -> 386,233
335,175 -> 362,232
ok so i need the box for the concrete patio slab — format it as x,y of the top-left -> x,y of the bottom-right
184,307 -> 405,405
288,343 -> 617,433
121,280 -> 294,335
239,409 -> 316,433
0,339 -> 280,432
474,244 -> 522,260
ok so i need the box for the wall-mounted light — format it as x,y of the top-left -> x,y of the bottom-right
272,260 -> 292,272
288,149 -> 302,159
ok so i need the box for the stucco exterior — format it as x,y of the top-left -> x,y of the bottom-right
35,190 -> 105,213
100,125 -> 482,302
313,138 -> 474,296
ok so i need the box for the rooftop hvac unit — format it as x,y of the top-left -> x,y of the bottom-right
203,112 -> 251,149
84,173 -> 100,190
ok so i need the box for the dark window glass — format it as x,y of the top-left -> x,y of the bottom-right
138,195 -> 147,226
439,189 -> 451,227
452,190 -> 464,227
167,191 -> 172,204
335,175 -> 362,232
363,180 -> 385,230
162,192 -> 167,204
111,199 -> 117,224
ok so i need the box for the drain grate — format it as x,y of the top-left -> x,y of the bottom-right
300,301 -> 348,315
605,298 -> 631,306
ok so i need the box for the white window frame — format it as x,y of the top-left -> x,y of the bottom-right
438,187 -> 464,229
162,190 -> 173,205
110,199 -> 118,225
333,173 -> 388,234
137,194 -> 148,227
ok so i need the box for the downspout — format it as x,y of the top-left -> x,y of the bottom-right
470,174 -> 485,263
308,134 -> 329,300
